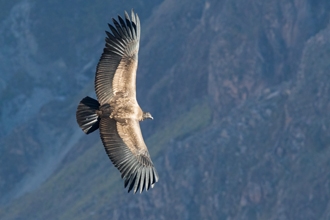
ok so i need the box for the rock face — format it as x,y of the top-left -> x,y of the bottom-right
0,0 -> 330,219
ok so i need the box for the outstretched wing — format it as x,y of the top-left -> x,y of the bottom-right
95,10 -> 141,106
99,117 -> 159,193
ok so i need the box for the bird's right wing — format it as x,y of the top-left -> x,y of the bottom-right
99,117 -> 158,193
95,10 -> 140,106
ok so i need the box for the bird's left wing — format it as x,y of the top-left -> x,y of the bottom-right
95,10 -> 140,105
99,117 -> 158,193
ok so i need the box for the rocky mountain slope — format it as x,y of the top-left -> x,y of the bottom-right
0,0 -> 330,219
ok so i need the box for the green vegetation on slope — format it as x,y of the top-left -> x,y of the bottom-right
148,101 -> 212,156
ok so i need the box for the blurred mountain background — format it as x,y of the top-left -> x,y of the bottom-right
0,0 -> 330,219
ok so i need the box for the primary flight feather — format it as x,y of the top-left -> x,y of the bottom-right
76,10 -> 158,194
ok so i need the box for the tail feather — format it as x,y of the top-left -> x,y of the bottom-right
76,96 -> 100,134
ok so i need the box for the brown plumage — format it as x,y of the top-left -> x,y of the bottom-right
76,10 -> 158,194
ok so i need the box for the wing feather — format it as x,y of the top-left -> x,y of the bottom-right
124,11 -> 134,40
149,167 -> 154,189
118,15 -> 129,39
95,11 -> 140,105
99,117 -> 158,193
136,14 -> 141,41
130,11 -> 137,39
133,169 -> 141,193
107,24 -> 121,39
139,168 -> 146,193
112,19 -> 126,41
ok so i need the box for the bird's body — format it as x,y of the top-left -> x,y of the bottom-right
76,10 -> 158,194
108,95 -> 143,122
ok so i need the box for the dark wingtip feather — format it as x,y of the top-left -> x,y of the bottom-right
139,168 -> 146,193
124,11 -> 133,39
124,11 -> 130,20
128,173 -> 137,193
144,167 -> 150,191
111,19 -> 125,40
153,168 -> 159,183
117,15 -> 128,36
124,177 -> 130,188
131,9 -> 136,24
149,167 -> 154,189
133,169 -> 141,194
136,13 -> 141,40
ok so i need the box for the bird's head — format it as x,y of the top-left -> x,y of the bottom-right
142,111 -> 153,120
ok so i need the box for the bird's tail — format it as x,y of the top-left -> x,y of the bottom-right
76,96 -> 100,134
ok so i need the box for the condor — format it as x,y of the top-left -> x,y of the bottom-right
76,10 -> 158,194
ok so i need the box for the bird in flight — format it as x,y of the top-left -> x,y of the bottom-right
76,10 -> 158,194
